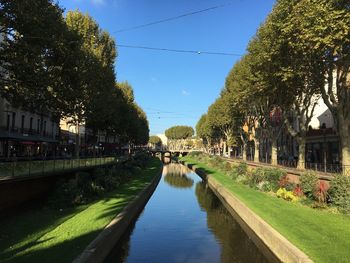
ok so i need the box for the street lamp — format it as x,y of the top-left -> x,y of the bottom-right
321,123 -> 327,173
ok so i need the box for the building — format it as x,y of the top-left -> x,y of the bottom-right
59,118 -> 120,157
305,97 -> 339,166
0,97 -> 60,159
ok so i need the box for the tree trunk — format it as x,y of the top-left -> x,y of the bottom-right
74,122 -> 80,159
271,138 -> 278,166
242,144 -> 247,161
297,138 -> 306,170
253,139 -> 259,163
339,114 -> 350,176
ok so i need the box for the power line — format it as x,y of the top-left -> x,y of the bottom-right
113,3 -> 233,33
117,44 -> 242,57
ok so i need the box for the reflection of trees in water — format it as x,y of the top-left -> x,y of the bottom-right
195,182 -> 268,263
104,218 -> 136,263
163,163 -> 191,176
164,173 -> 194,188
163,164 -> 194,188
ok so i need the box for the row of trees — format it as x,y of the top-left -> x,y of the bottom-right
0,0 -> 149,152
196,0 -> 350,172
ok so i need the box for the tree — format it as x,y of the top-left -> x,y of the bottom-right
0,0 -> 72,113
165,126 -> 194,140
283,0 -> 350,173
117,81 -> 134,103
196,114 -> 215,149
224,55 -> 262,162
149,136 -> 162,148
207,95 -> 243,157
165,126 -> 194,150
64,10 -> 117,156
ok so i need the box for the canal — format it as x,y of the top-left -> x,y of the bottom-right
105,163 -> 272,263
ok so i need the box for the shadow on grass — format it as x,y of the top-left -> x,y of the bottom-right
0,206 -> 85,261
1,237 -> 55,261
1,160 -> 161,263
4,230 -> 101,263
184,162 -> 214,178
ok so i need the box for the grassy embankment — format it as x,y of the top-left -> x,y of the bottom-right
0,157 -> 162,263
181,155 -> 350,263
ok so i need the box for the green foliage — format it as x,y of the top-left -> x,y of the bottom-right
300,171 -> 318,198
246,167 -> 286,192
329,175 -> 350,213
276,188 -> 298,202
0,4 -> 149,150
165,125 -> 194,140
247,168 -> 265,188
149,136 -> 162,147
48,156 -> 150,207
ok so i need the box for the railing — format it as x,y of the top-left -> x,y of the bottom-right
0,157 -> 116,179
225,155 -> 350,176
303,162 -> 345,175
278,160 -> 298,168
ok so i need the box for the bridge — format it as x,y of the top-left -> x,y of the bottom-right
148,149 -> 197,160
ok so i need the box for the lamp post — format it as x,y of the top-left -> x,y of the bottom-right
322,125 -> 327,173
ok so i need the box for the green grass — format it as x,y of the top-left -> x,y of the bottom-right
181,156 -> 350,263
0,158 -> 162,263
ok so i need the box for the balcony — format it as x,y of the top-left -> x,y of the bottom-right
0,126 -> 58,142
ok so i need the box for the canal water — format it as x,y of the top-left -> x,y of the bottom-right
105,163 -> 271,263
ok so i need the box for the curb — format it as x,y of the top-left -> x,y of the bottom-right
182,161 -> 313,263
73,165 -> 163,263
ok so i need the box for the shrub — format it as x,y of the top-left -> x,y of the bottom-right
236,174 -> 248,184
236,163 -> 248,175
278,175 -> 289,188
208,156 -> 222,168
229,163 -> 248,182
264,168 -> 286,192
48,179 -> 80,208
95,173 -> 121,191
221,162 -> 232,173
300,171 -> 318,198
248,168 -> 266,188
329,174 -> 350,213
293,185 -> 304,197
276,188 -> 298,202
314,181 -> 328,204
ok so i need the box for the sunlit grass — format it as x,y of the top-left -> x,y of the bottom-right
0,158 -> 162,263
181,156 -> 350,263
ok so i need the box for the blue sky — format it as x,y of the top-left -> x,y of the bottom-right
58,0 -> 275,135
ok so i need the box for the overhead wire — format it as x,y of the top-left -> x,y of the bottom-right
113,2 -> 233,33
117,44 -> 242,56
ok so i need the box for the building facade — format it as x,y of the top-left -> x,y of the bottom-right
0,97 -> 60,159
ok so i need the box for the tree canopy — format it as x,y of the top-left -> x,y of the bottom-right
165,126 -> 194,140
0,1 -> 150,150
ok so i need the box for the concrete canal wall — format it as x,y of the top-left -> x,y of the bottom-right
0,171 -> 74,213
181,161 -> 313,263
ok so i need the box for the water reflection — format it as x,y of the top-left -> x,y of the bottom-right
105,164 -> 269,263
195,182 -> 269,263
163,163 -> 194,188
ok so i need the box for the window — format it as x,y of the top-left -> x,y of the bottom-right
30,117 -> 33,131
37,119 -> 40,133
12,112 -> 16,129
6,114 -> 10,130
43,121 -> 47,135
21,115 -> 25,131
